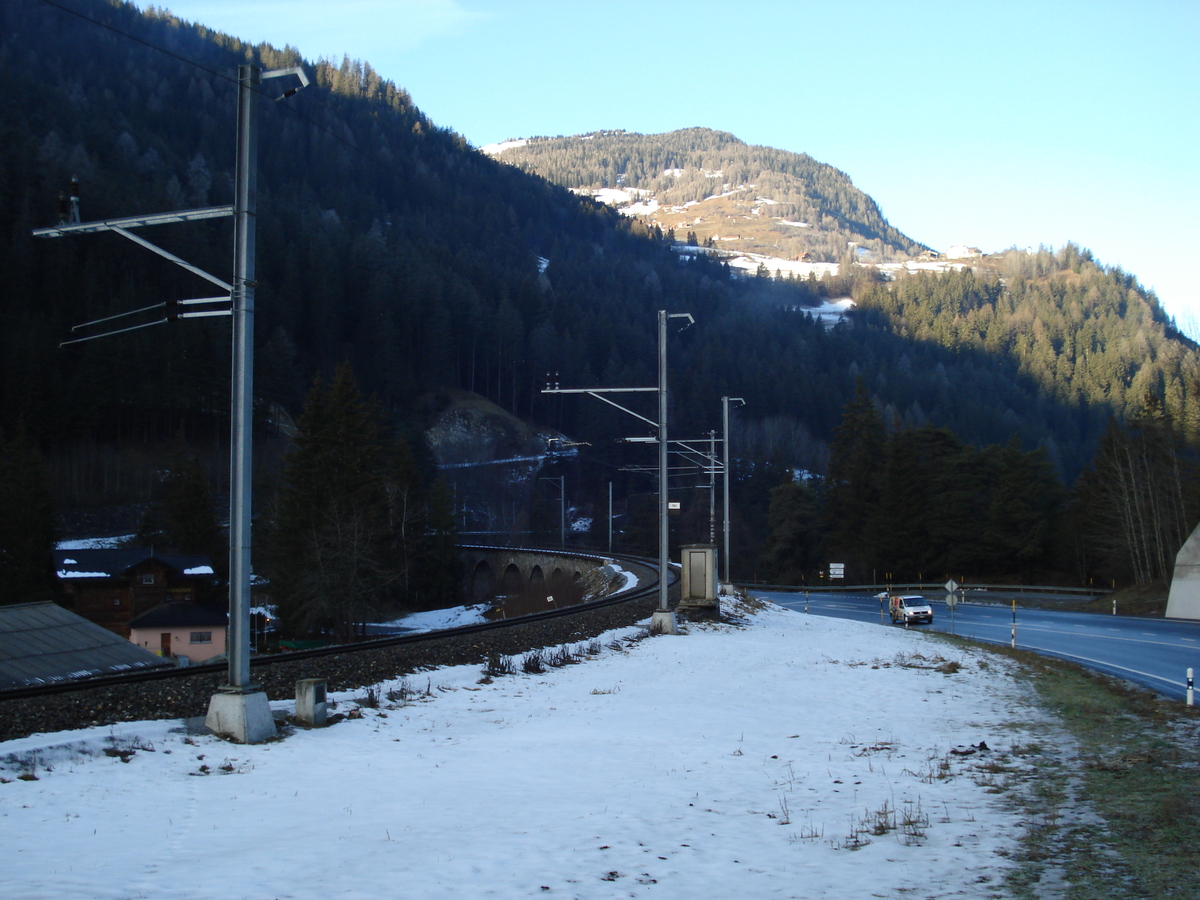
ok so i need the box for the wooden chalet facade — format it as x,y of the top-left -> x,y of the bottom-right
53,549 -> 218,639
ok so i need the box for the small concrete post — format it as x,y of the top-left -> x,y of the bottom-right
650,609 -> 679,634
296,678 -> 327,727
205,690 -> 275,743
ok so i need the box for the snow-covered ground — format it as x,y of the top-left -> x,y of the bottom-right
56,536 -> 136,550
794,297 -> 856,327
373,602 -> 492,633
724,253 -> 840,281
0,596 -> 1043,899
479,139 -> 528,155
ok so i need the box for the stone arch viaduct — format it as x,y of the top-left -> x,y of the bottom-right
459,545 -> 652,604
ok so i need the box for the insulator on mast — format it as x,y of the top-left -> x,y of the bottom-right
67,176 -> 81,224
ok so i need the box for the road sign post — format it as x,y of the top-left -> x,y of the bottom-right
944,580 -> 960,634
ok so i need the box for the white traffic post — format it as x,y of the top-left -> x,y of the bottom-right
1188,668 -> 1194,708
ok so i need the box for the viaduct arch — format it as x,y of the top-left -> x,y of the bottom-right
460,546 -> 627,605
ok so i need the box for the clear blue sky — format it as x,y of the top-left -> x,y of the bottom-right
152,0 -> 1199,328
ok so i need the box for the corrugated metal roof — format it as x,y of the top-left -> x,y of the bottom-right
0,601 -> 173,690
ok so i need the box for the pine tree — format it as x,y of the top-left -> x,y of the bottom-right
760,477 -> 820,584
979,438 -> 1061,580
415,478 -> 464,606
924,433 -> 986,576
384,429 -> 462,606
139,450 -> 223,566
1076,397 -> 1192,585
821,381 -> 886,580
265,365 -> 462,638
872,429 -> 927,579
266,365 -> 399,640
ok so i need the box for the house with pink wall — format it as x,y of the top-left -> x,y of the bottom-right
127,601 -> 227,664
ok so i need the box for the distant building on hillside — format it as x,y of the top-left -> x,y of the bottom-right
943,245 -> 983,259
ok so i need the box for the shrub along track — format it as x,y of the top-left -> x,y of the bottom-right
0,555 -> 670,744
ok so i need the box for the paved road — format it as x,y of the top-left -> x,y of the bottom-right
751,588 -> 1200,701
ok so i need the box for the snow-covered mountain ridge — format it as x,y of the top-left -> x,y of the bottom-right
485,129 -> 983,288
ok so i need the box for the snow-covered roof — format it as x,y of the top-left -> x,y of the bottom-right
52,549 -> 216,580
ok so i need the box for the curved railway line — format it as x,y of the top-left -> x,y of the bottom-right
0,551 -> 673,743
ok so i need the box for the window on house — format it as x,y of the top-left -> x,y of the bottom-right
141,574 -> 156,585
189,632 -> 213,644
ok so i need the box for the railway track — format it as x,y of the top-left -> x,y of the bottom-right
0,551 -> 671,742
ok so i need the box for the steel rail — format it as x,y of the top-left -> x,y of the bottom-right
1,550 -> 670,701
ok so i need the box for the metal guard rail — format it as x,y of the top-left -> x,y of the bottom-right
741,581 -> 1110,598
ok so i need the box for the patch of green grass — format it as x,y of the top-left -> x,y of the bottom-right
934,635 -> 1200,898
1018,583 -> 1168,618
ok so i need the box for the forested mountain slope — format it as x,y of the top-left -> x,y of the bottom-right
486,130 -> 1197,480
2,0 -> 689,474
0,0 -> 1195,580
488,128 -> 926,264
860,247 -> 1195,425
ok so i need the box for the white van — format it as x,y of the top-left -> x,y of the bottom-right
888,594 -> 933,625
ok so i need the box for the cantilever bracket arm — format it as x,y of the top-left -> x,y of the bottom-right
110,227 -> 233,292
32,205 -> 235,345
32,205 -> 234,238
264,65 -> 310,98
673,447 -> 722,473
32,206 -> 234,293
60,296 -> 232,347
673,438 -> 722,457
543,386 -> 658,428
